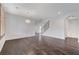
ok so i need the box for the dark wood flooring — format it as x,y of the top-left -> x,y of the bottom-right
0,36 -> 79,55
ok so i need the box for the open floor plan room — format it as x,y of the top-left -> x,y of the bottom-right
0,3 -> 79,55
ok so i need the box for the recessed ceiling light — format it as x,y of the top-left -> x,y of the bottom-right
57,11 -> 61,15
25,19 -> 31,24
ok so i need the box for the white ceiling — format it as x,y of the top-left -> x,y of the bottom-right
2,3 -> 79,21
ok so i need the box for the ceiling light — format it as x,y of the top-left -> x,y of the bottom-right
57,11 -> 61,15
25,19 -> 31,24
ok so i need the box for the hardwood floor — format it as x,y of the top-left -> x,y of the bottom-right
0,36 -> 79,55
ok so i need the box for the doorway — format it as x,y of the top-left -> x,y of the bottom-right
65,16 -> 78,47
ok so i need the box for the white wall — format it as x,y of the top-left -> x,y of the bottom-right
42,18 -> 64,39
5,13 -> 36,40
5,13 -> 65,40
78,19 -> 79,42
0,13 -> 36,52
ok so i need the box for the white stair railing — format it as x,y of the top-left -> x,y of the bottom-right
35,20 -> 50,41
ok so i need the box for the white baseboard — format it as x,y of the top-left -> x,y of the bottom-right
0,37 -> 6,52
42,34 -> 65,40
0,34 -> 35,52
6,34 -> 35,40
